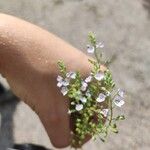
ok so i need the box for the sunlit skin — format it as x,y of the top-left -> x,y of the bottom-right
0,13 -> 95,148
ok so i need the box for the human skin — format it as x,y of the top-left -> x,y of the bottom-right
0,13 -> 92,148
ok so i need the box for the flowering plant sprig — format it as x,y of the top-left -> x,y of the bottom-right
57,32 -> 125,148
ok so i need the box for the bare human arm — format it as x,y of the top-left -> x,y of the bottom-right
0,13 -> 91,148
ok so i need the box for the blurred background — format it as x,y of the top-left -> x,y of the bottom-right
0,0 -> 150,149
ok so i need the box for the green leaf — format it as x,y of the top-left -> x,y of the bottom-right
57,60 -> 67,76
88,32 -> 96,45
110,123 -> 118,133
116,115 -> 125,121
99,137 -> 106,142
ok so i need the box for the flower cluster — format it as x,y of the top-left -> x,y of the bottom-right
57,32 -> 125,148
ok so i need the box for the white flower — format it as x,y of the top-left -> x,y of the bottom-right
68,109 -> 72,114
57,82 -> 63,87
57,75 -> 70,87
57,75 -> 63,82
71,101 -> 75,105
80,97 -> 87,103
85,90 -> 91,98
100,109 -> 109,117
94,72 -> 104,81
96,42 -> 104,48
118,89 -> 125,98
87,45 -> 95,53
113,96 -> 125,107
61,87 -> 68,96
66,71 -> 76,79
75,104 -> 83,111
57,75 -> 63,87
81,81 -> 88,91
106,91 -> 111,96
62,79 -> 70,86
96,93 -> 106,102
85,75 -> 92,83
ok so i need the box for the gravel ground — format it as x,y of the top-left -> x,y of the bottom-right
0,0 -> 150,149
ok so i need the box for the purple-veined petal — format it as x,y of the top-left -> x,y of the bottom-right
57,81 -> 63,87
94,72 -> 104,81
87,45 -> 95,53
113,96 -> 125,107
85,75 -> 92,83
57,75 -> 63,82
118,89 -> 125,98
61,87 -> 68,96
81,81 -> 88,91
96,93 -> 106,102
66,71 -> 76,79
62,79 -> 70,86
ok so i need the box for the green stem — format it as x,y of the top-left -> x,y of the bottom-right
109,99 -> 113,125
94,46 -> 100,64
108,91 -> 118,125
